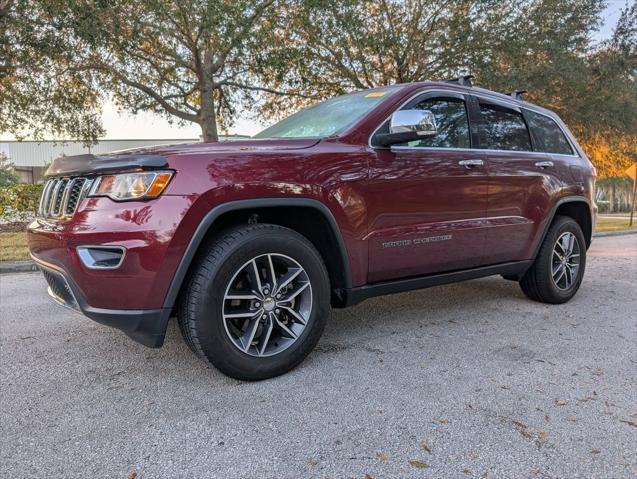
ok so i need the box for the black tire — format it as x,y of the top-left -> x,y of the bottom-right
519,215 -> 586,304
178,224 -> 330,381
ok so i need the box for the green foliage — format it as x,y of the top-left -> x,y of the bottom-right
0,183 -> 44,221
0,153 -> 19,186
2,0 -> 289,142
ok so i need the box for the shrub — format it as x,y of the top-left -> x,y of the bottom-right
0,183 -> 44,222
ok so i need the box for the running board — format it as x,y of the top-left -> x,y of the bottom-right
335,260 -> 533,307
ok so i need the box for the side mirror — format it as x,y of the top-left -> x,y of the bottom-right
375,109 -> 438,146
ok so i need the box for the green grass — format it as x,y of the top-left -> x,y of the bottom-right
595,216 -> 637,233
0,232 -> 29,261
0,216 -> 634,263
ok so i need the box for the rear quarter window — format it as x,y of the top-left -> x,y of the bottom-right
525,110 -> 574,155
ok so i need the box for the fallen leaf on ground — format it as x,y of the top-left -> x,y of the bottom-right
512,421 -> 527,429
375,452 -> 388,462
364,474 -> 374,479
421,442 -> 432,454
463,469 -> 472,475
538,431 -> 548,441
591,449 -> 601,454
591,368 -> 603,376
409,459 -> 430,469
532,469 -> 540,476
128,472 -> 137,479
439,418 -> 449,424
554,399 -> 568,406
620,420 -> 637,428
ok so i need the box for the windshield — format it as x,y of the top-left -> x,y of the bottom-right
253,88 -> 398,139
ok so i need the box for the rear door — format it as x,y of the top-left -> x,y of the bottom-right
366,91 -> 490,282
474,97 -> 562,263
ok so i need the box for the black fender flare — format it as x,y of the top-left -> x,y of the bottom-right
531,195 -> 593,260
162,198 -> 352,309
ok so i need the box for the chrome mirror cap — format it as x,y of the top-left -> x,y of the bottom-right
389,109 -> 438,137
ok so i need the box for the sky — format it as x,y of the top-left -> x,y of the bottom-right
1,2 -> 628,141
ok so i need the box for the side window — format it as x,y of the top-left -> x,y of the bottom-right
479,103 -> 532,151
525,110 -> 574,155
397,97 -> 471,148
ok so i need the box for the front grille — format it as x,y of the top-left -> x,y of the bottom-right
41,268 -> 79,310
38,177 -> 91,219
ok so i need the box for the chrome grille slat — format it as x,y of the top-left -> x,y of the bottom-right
38,176 -> 89,220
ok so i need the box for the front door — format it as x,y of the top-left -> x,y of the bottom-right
366,93 -> 490,283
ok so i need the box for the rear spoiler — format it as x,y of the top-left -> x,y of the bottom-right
45,153 -> 168,178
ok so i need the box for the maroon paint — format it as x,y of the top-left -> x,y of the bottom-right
27,82 -> 596,313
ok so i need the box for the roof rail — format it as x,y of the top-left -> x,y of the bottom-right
508,90 -> 527,100
444,75 -> 474,87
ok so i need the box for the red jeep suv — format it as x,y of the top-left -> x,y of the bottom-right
28,78 -> 596,380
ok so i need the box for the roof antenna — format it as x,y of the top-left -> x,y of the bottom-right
444,75 -> 474,87
508,90 -> 527,100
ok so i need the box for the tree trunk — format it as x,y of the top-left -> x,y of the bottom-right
199,85 -> 219,142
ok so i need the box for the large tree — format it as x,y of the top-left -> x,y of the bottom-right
2,0 -> 308,142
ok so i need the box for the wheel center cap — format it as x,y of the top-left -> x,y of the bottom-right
263,297 -> 275,312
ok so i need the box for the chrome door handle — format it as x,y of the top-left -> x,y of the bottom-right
535,161 -> 554,169
459,159 -> 484,168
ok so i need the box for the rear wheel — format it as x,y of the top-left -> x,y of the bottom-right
519,216 -> 586,304
178,224 -> 330,380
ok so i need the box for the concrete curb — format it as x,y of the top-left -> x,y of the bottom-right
593,230 -> 637,238
0,260 -> 39,274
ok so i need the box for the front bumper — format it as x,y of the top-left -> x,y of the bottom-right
34,257 -> 171,347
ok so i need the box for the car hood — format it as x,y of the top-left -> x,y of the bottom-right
45,138 -> 321,177
112,138 -> 322,157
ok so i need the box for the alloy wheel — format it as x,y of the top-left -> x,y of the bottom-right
551,232 -> 581,291
222,253 -> 312,357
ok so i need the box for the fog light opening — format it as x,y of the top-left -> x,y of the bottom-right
77,246 -> 126,269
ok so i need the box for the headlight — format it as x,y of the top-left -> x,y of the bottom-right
88,171 -> 173,201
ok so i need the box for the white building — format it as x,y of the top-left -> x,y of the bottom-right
1,137 -> 247,183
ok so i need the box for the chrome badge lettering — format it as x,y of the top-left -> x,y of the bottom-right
382,234 -> 452,249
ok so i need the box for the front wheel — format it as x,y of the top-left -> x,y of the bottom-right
178,224 -> 330,381
519,216 -> 587,304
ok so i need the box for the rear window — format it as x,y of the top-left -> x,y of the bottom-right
480,103 -> 532,151
479,103 -> 532,151
525,110 -> 574,155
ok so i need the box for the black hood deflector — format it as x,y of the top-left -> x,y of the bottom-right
45,153 -> 168,177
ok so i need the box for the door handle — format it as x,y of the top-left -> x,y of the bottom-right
459,159 -> 484,168
535,161 -> 554,169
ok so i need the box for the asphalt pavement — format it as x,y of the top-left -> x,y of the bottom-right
1,234 -> 636,479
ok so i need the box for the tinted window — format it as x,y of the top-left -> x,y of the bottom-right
525,110 -> 573,155
396,97 -> 470,148
479,103 -> 532,151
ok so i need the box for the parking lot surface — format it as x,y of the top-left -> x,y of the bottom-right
1,234 -> 636,478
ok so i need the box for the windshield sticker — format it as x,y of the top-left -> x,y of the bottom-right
365,91 -> 387,98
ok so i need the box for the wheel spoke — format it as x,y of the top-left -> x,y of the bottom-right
275,267 -> 302,295
249,259 -> 263,293
239,313 -> 262,352
224,309 -> 260,319
225,292 -> 260,301
552,262 -> 563,277
280,281 -> 310,302
553,265 -> 566,285
257,316 -> 274,356
273,313 -> 298,339
266,255 -> 278,293
279,305 -> 307,325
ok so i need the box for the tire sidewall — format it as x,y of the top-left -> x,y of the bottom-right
192,227 -> 330,380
